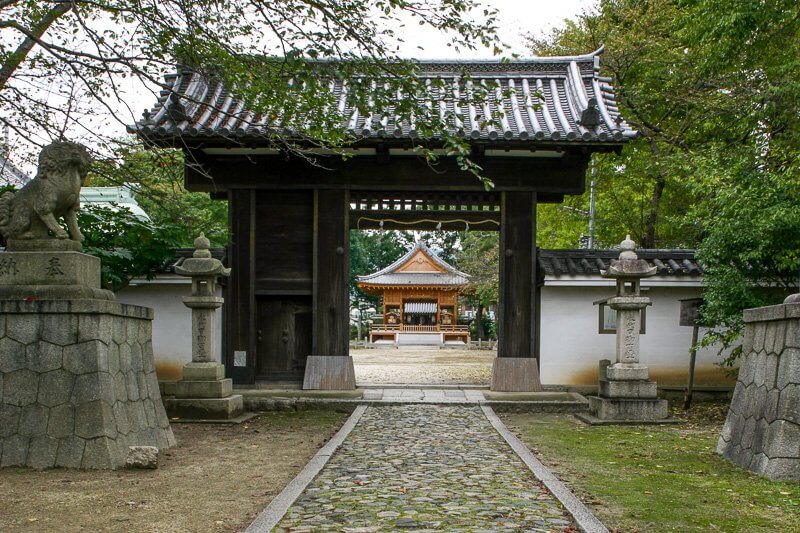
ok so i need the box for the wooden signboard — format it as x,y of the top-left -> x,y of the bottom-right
679,298 -> 703,327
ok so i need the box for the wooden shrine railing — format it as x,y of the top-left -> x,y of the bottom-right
369,324 -> 469,333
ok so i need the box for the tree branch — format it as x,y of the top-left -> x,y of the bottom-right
0,1 -> 73,90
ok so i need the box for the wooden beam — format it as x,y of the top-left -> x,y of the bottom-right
226,190 -> 257,383
313,189 -> 350,356
498,191 -> 538,359
186,152 -> 589,194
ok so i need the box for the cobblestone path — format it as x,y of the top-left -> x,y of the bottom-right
277,405 -> 573,532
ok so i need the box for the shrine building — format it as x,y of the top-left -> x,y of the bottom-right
358,241 -> 470,346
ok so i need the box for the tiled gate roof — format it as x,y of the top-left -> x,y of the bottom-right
133,48 -> 635,146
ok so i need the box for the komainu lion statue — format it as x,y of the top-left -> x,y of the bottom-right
0,140 -> 92,242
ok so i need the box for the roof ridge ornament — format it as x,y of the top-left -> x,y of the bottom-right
578,97 -> 601,129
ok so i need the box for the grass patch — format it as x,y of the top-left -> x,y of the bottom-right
503,403 -> 799,532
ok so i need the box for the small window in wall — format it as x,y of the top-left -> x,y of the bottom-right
598,303 -> 646,335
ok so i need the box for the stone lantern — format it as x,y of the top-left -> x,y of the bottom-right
165,234 -> 244,420
174,234 -> 229,366
577,235 -> 673,424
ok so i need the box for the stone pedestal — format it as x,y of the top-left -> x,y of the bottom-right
490,357 -> 542,392
165,362 -> 243,419
578,360 -> 672,424
0,250 -> 113,301
0,251 -> 176,469
303,356 -> 357,390
716,300 -> 800,482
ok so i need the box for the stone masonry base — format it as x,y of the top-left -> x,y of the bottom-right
0,300 -> 176,469
716,302 -> 800,482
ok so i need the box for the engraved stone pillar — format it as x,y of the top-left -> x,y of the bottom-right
577,236 -> 673,424
164,235 -> 244,420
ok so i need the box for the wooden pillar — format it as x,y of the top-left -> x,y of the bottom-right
226,189 -> 256,384
304,189 -> 355,389
493,191 -> 541,391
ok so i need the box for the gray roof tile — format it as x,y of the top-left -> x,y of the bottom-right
538,249 -> 701,277
133,49 -> 635,145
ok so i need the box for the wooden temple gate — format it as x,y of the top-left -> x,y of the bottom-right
135,50 -> 634,390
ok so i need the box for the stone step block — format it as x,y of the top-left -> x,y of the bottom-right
165,395 -> 244,420
175,378 -> 232,399
606,363 -> 649,381
588,395 -> 669,421
599,379 -> 658,399
182,362 -> 225,382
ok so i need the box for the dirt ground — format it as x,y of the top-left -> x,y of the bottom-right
352,347 -> 495,385
0,410 -> 350,532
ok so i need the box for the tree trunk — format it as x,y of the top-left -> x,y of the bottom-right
474,302 -> 486,340
0,2 -> 73,91
644,174 -> 666,248
643,139 -> 668,248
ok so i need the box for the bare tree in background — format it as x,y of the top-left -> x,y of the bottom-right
0,0 -> 501,173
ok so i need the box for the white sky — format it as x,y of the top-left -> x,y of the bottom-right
399,0 -> 596,58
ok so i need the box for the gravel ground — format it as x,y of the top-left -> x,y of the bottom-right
277,404 -> 573,532
352,348 -> 495,385
0,411 -> 349,532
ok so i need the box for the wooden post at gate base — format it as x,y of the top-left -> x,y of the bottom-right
492,191 -> 542,392
304,189 -> 356,390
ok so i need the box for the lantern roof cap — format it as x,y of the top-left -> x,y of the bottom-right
601,235 -> 658,279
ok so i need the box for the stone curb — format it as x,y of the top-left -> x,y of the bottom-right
244,405 -> 368,532
242,397 -> 590,414
481,405 -> 609,533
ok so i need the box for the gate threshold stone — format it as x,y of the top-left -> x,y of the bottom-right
235,387 -> 592,413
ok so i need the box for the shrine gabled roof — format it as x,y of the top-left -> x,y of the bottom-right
132,48 -> 636,146
357,241 -> 470,287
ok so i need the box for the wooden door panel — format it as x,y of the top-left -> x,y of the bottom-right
256,296 -> 312,380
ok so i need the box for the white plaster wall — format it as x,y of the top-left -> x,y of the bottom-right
539,280 -> 734,387
116,277 -> 223,380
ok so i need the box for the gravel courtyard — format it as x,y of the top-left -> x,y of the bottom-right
352,347 -> 495,385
